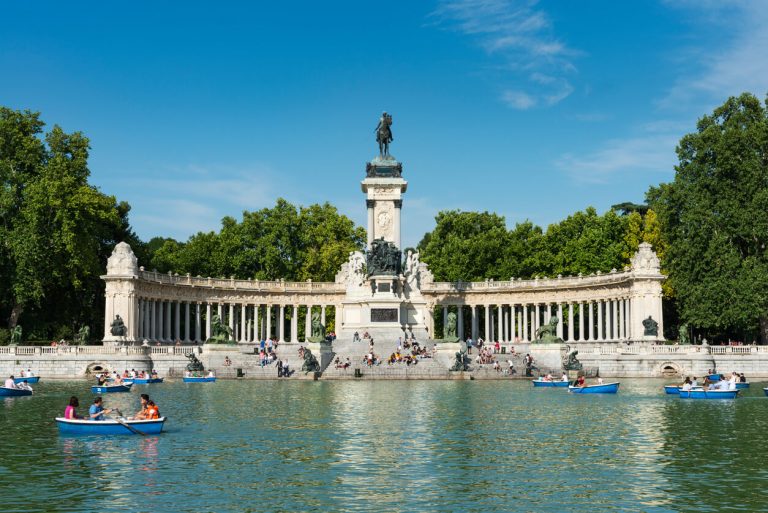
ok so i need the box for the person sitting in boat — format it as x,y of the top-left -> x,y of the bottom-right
64,396 -> 80,419
4,375 -> 16,388
27,369 -> 34,377
96,374 -> 108,386
134,394 -> 151,419
151,369 -> 159,378
145,400 -> 160,419
681,377 -> 692,391
575,375 -> 586,387
739,373 -> 747,383
89,397 -> 113,421
597,377 -> 604,385
690,376 -> 698,387
113,373 -> 123,384
16,380 -> 32,392
561,373 -> 569,382
543,374 -> 553,382
207,370 -> 215,378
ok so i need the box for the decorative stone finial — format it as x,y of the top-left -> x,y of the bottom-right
631,242 -> 661,274
106,242 -> 139,276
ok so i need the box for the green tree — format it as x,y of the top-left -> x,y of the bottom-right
417,210 -> 512,281
0,107 -> 137,337
648,93 -> 768,342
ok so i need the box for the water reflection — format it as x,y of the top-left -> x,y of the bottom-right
1,379 -> 768,512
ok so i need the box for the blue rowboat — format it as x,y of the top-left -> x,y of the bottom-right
706,374 -> 723,381
132,378 -> 164,384
532,379 -> 570,388
13,376 -> 39,384
664,385 -> 681,395
763,387 -> 768,397
183,376 -> 216,383
0,386 -> 32,397
679,389 -> 738,399
91,384 -> 132,393
568,382 -> 620,394
735,382 -> 749,390
56,417 -> 166,435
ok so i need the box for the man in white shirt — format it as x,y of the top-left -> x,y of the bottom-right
4,376 -> 16,388
27,369 -> 34,377
562,373 -> 569,382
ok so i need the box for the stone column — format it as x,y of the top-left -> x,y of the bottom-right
588,302 -> 594,342
612,299 -> 618,341
557,303 -> 564,339
174,301 -> 181,342
206,303 -> 212,341
394,199 -> 402,250
240,304 -> 247,342
305,305 -> 312,342
266,305 -> 272,340
183,302 -> 190,342
217,303 -> 223,319
157,301 -> 164,342
320,305 -> 326,327
457,305 -> 464,341
470,306 -> 477,340
567,303 -> 574,341
534,304 -> 540,335
598,300 -> 605,341
278,305 -> 286,343
253,304 -> 260,342
578,302 -> 584,341
228,304 -> 235,337
366,199 -> 375,248
291,305 -> 298,342
497,305 -> 503,342
442,306 -> 448,338
484,305 -> 490,341
195,303 -> 201,342
522,305 -> 528,341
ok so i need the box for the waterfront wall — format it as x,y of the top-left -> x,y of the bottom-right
3,343 -> 768,379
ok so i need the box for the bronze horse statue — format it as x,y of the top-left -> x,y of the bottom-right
375,112 -> 393,157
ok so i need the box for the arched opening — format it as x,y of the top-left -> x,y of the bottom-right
86,362 -> 107,375
659,362 -> 681,377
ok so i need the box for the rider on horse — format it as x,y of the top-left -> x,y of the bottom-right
375,112 -> 393,157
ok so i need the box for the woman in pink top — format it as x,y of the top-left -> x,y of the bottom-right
64,396 -> 80,419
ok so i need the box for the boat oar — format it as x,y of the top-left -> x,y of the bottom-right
111,409 -> 146,436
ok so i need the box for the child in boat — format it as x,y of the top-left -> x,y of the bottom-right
575,376 -> 586,387
64,396 -> 80,419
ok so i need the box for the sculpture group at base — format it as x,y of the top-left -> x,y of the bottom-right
450,346 -> 469,371
186,353 -> 205,372
207,314 -> 235,344
534,317 -> 563,344
300,347 -> 320,373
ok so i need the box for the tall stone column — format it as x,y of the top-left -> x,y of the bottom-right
442,306 -> 448,338
217,303 -> 223,319
567,303 -> 574,341
240,304 -> 247,342
228,304 -> 235,337
578,302 -> 584,341
510,305 -> 516,341
183,302 -> 190,342
195,303 -> 201,343
393,199 -> 402,250
457,305 -> 464,341
523,304 -> 529,342
366,199 -> 375,248
266,305 -> 272,340
557,303 -> 564,339
206,303 -> 212,342
137,300 -> 143,339
157,301 -> 164,342
278,305 -> 286,343
175,301 -> 181,342
165,301 -> 172,341
305,305 -> 312,342
534,304 -> 540,335
291,305 -> 298,342
497,305 -> 503,342
612,300 -> 618,341
320,304 -> 326,326
598,300 -> 605,341
588,302 -> 594,341
483,305 -> 490,341
253,304 -> 260,342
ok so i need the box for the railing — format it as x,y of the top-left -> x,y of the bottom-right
576,343 -> 768,356
423,269 -> 651,294
137,270 -> 344,293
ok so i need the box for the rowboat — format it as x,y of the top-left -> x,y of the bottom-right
0,386 -> 32,397
664,385 -> 681,395
568,382 -> 620,394
56,417 -> 166,435
131,377 -> 164,384
763,387 -> 768,397
532,379 -> 570,387
183,376 -> 216,383
13,376 -> 40,384
679,389 -> 739,399
706,374 -> 722,381
91,384 -> 133,393
736,382 -> 750,389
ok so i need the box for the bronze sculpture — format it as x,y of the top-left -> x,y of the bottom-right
534,316 -> 561,344
375,112 -> 393,157
110,315 -> 127,337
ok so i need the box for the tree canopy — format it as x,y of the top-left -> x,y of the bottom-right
417,207 -> 659,282
648,92 -> 768,341
0,107 -> 142,340
148,199 -> 366,282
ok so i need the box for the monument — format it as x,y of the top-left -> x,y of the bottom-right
336,112 -> 432,342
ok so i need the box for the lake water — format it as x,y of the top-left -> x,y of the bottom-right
1,379 -> 767,512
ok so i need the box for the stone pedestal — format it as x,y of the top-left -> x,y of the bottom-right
530,344 -> 564,372
306,342 -> 335,371
362,157 -> 407,250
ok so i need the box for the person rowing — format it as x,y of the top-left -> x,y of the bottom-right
88,396 -> 114,421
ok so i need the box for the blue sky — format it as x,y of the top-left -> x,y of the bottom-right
2,1 -> 766,249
